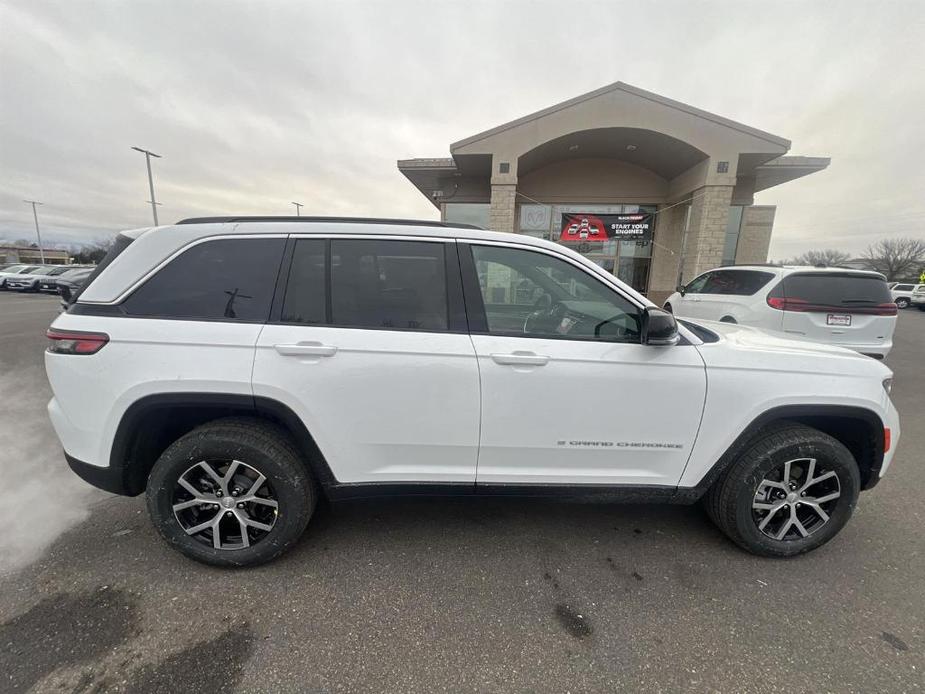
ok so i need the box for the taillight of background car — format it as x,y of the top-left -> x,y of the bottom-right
46,328 -> 109,354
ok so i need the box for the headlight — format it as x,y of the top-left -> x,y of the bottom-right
883,378 -> 893,395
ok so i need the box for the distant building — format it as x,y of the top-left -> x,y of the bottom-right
399,81 -> 829,304
0,245 -> 71,265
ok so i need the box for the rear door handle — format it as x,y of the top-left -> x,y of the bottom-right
274,342 -> 338,357
490,351 -> 549,366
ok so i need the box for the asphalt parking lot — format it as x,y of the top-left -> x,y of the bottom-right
0,291 -> 922,693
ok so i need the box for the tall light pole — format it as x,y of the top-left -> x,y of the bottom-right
291,202 -> 303,216
131,146 -> 162,225
23,200 -> 45,263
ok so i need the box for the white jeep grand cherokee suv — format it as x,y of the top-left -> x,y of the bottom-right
664,265 -> 897,358
46,218 -> 900,566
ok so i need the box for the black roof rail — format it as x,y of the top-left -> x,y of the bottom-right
175,216 -> 483,230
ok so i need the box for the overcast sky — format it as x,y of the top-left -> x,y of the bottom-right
1,0 -> 923,259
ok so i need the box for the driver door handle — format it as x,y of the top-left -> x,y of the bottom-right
490,351 -> 549,367
274,342 -> 338,357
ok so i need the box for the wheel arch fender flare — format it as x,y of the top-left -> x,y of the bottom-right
109,392 -> 339,496
677,404 -> 885,502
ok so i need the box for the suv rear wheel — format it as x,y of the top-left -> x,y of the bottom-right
146,417 -> 315,566
705,423 -> 860,557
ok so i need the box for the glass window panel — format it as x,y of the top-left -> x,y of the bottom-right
281,239 -> 326,324
444,203 -> 489,229
331,239 -> 448,331
123,238 -> 284,321
471,245 -> 640,342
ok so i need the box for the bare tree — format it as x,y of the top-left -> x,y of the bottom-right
789,249 -> 851,266
861,237 -> 925,280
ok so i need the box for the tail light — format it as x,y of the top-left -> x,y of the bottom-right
884,427 -> 891,454
46,328 -> 109,355
766,296 -> 807,311
767,296 -> 898,315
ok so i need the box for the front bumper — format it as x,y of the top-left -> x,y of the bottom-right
65,452 -> 131,495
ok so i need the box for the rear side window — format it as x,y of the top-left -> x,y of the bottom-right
330,239 -> 447,331
770,273 -> 892,308
701,269 -> 775,295
894,284 -> 913,291
281,239 -> 326,324
123,238 -> 285,321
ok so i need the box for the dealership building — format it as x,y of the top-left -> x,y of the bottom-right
399,82 -> 829,304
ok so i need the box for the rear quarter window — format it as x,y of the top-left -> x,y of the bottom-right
122,238 -> 285,321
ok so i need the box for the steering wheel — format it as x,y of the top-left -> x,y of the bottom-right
524,300 -> 566,334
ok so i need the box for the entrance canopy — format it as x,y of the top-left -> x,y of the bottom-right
399,81 -> 828,208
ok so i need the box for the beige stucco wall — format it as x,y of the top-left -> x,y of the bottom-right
647,203 -> 688,305
735,205 -> 776,264
518,158 -> 668,204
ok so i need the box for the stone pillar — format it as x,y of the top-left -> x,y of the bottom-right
735,205 -> 777,264
489,184 -> 517,233
682,185 -> 734,280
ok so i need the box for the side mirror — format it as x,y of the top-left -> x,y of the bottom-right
642,307 -> 680,346
676,284 -> 686,296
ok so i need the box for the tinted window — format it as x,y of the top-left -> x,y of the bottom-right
770,273 -> 892,307
701,269 -> 775,295
123,238 -> 284,321
472,245 -> 641,342
683,272 -> 712,294
894,284 -> 913,291
281,239 -> 326,324
330,239 -> 447,331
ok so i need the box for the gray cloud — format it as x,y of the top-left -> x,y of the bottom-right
1,0 -> 923,257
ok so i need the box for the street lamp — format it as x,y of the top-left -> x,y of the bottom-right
23,200 -> 45,263
291,202 -> 303,216
131,146 -> 162,225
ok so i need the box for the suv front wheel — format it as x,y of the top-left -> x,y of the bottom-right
146,417 -> 315,567
705,423 -> 860,557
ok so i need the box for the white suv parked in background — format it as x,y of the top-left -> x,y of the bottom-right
664,265 -> 897,358
891,282 -> 924,309
45,218 -> 900,566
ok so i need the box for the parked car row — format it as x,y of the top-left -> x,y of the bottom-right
0,263 -> 95,297
664,265 -> 899,358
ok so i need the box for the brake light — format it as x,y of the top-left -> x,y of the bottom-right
884,427 -> 891,454
766,296 -> 807,311
46,328 -> 109,355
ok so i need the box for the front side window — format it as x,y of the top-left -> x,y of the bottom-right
701,269 -> 775,296
123,238 -> 284,321
330,239 -> 448,331
471,245 -> 641,342
684,272 -> 712,295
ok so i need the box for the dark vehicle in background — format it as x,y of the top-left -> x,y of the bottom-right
39,266 -> 93,293
7,265 -> 75,292
55,267 -> 96,303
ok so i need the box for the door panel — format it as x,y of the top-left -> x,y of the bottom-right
254,326 -> 480,483
463,242 -> 707,487
252,236 -> 480,484
471,334 -> 706,485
